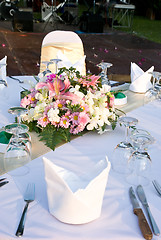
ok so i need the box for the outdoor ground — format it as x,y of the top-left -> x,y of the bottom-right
0,16 -> 161,81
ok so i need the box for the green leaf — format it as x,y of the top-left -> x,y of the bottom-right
22,120 -> 41,133
39,125 -> 71,151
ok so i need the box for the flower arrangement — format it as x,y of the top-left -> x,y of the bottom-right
20,67 -> 117,151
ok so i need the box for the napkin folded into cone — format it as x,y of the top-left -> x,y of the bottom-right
0,56 -> 7,89
129,62 -> 154,93
57,50 -> 86,75
43,156 -> 111,224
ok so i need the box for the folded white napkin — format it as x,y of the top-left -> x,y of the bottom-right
129,62 -> 154,93
57,50 -> 86,75
43,156 -> 111,224
0,56 -> 7,89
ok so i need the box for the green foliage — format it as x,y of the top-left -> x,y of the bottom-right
23,120 -> 41,133
39,125 -> 71,151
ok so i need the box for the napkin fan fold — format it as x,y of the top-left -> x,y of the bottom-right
129,62 -> 154,93
57,50 -> 86,75
43,156 -> 111,224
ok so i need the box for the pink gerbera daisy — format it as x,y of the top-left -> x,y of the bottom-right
38,115 -> 50,127
71,112 -> 79,125
59,116 -> 70,129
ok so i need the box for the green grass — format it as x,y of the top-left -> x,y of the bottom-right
128,16 -> 161,44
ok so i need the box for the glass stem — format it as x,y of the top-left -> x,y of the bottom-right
125,126 -> 129,143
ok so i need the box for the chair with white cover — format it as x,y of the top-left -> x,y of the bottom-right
40,30 -> 86,75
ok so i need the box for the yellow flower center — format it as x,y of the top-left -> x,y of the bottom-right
58,103 -> 63,108
43,117 -> 47,122
31,97 -> 35,101
74,115 -> 78,121
63,120 -> 67,124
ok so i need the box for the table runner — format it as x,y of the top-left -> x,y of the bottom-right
0,95 -> 161,239
0,77 -> 145,175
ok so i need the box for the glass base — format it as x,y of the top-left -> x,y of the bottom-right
126,174 -> 150,186
112,144 -> 133,174
6,165 -> 30,176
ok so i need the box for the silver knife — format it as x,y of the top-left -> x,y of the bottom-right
136,184 -> 160,236
129,187 -> 153,240
0,181 -> 9,187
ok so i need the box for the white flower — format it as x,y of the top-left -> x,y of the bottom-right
22,108 -> 35,122
100,84 -> 111,93
33,102 -> 46,120
35,92 -> 44,101
47,108 -> 60,122
69,85 -> 84,99
86,119 -> 98,130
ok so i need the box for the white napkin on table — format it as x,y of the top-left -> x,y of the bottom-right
43,156 -> 111,224
57,50 -> 86,75
129,62 -> 154,93
0,56 -> 7,89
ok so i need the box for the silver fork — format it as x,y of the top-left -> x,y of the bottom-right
15,183 -> 35,237
9,76 -> 24,84
152,180 -> 161,196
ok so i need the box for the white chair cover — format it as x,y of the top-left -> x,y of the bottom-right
40,30 -> 86,75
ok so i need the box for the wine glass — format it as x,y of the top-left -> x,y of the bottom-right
50,58 -> 62,74
8,107 -> 32,151
41,61 -> 53,76
112,116 -> 138,174
126,128 -> 155,186
97,62 -> 113,86
154,71 -> 161,100
8,106 -> 27,123
3,123 -> 31,176
144,72 -> 161,104
0,80 -> 8,100
118,116 -> 138,148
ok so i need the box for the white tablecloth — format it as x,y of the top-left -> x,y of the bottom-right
0,77 -> 161,240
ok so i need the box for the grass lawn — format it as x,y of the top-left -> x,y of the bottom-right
129,15 -> 161,44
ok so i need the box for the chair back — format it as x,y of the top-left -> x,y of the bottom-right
40,30 -> 86,75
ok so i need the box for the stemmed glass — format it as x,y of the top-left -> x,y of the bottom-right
126,129 -> 155,186
3,123 -> 31,176
97,62 -> 113,86
8,106 -> 27,123
112,116 -> 138,174
154,71 -> 161,100
144,71 -> 161,103
41,61 -> 53,76
8,106 -> 31,152
0,76 -> 8,100
50,58 -> 62,74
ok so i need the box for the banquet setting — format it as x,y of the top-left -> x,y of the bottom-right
1,29 -> 161,240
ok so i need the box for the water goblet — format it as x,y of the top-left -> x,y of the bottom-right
97,62 -> 113,86
0,79 -> 8,100
3,123 -> 31,176
50,58 -> 62,74
118,116 -> 139,148
144,72 -> 160,104
41,61 -> 53,76
8,106 -> 27,123
154,71 -> 161,100
126,129 -> 155,186
8,107 -> 32,151
112,116 -> 138,174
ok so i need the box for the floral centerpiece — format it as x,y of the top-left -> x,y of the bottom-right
20,67 -> 117,151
